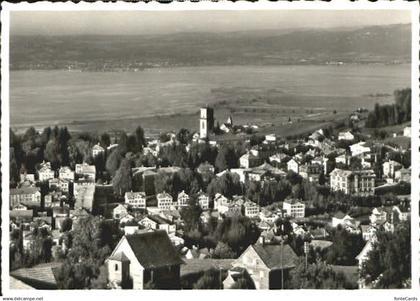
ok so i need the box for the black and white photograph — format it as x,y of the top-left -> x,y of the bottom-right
1,1 -> 419,297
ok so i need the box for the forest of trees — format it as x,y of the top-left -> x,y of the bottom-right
55,216 -> 122,289
360,221 -> 411,288
366,88 -> 411,128
288,258 -> 357,289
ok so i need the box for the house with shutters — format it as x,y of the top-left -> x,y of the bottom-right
59,166 -> 75,181
369,207 -> 388,225
395,167 -> 411,182
287,158 -> 300,174
329,168 -> 375,195
239,152 -> 262,169
177,190 -> 190,208
107,231 -> 184,289
338,130 -> 355,141
124,191 -> 146,209
38,162 -> 55,182
157,192 -> 174,210
139,215 -> 176,235
382,160 -> 402,178
244,200 -> 260,218
10,187 -> 41,208
48,178 -> 70,193
197,190 -> 210,210
282,199 -> 305,219
113,204 -> 129,220
92,143 -> 105,158
75,163 -> 96,181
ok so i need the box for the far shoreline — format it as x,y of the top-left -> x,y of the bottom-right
10,108 -> 351,142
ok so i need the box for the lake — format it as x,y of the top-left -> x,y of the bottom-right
9,64 -> 410,130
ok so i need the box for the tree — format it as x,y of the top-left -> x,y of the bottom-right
106,149 -> 123,177
215,144 -> 238,172
23,127 -> 37,141
126,135 -> 138,153
176,128 -> 191,145
112,159 -> 132,196
60,218 -> 73,232
44,139 -> 61,169
159,143 -> 188,167
194,269 -> 222,289
219,216 -> 260,255
135,126 -> 146,151
360,221 -> 410,288
90,265 -> 109,289
230,273 -> 256,289
154,171 -> 175,195
213,242 -> 235,259
117,132 -> 128,154
27,226 -> 53,266
349,157 -> 362,170
207,172 -> 243,199
43,127 -> 71,169
10,149 -> 20,187
366,88 -> 411,128
188,142 -> 218,169
289,258 -> 356,289
55,217 -> 122,289
326,226 -> 364,266
100,133 -> 111,148
180,198 -> 202,233
249,134 -> 265,146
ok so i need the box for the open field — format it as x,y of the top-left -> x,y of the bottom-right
10,96 -> 350,139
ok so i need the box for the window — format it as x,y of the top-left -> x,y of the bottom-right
115,264 -> 118,271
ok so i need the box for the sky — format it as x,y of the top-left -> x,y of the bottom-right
10,10 -> 411,35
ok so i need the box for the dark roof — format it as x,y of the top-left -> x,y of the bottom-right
109,252 -> 130,262
148,215 -> 173,225
10,187 -> 40,195
10,262 -> 61,289
125,231 -> 184,269
251,244 -> 298,270
10,210 -> 33,218
334,211 -> 347,219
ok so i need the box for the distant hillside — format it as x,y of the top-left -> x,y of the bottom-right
10,24 -> 411,70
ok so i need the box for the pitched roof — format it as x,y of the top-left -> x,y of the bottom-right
75,163 -> 96,174
157,191 -> 173,200
10,276 -> 35,289
125,191 -> 146,199
92,144 -> 105,151
109,252 -> 130,262
10,262 -> 61,289
334,211 -> 347,219
310,240 -> 333,250
59,166 -> 73,173
125,231 -> 184,269
10,210 -> 33,218
251,244 -> 298,270
10,187 -> 40,195
283,199 -> 304,206
147,215 -> 173,225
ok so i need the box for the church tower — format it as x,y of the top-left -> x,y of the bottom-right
200,106 -> 214,139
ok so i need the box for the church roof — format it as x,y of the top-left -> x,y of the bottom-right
250,244 -> 298,270
125,231 -> 184,269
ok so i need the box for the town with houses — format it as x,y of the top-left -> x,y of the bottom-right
9,100 -> 412,290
